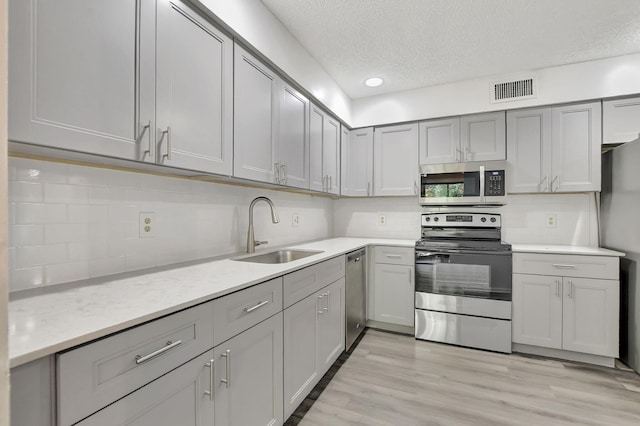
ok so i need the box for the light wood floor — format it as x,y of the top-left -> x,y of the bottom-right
299,329 -> 640,426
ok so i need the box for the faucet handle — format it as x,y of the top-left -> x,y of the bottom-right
255,240 -> 269,247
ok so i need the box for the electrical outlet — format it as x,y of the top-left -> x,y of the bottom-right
139,212 -> 156,237
292,213 -> 300,227
545,213 -> 557,228
378,214 -> 386,226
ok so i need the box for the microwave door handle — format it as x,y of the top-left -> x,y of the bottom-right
479,165 -> 485,203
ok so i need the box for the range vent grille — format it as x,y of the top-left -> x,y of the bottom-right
491,77 -> 536,103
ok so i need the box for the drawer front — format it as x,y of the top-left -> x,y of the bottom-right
213,277 -> 283,346
57,302 -> 214,426
374,246 -> 414,266
283,256 -> 345,308
513,253 -> 619,280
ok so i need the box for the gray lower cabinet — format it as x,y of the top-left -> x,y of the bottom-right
214,312 -> 284,426
10,357 -> 55,426
77,350 -> 215,425
283,278 -> 345,419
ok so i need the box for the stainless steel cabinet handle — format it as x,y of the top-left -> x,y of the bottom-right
386,254 -> 402,259
328,175 -> 332,191
317,295 -> 324,314
161,126 -> 172,161
281,163 -> 287,185
567,280 -> 573,299
135,340 -> 182,364
367,182 -> 371,196
552,264 -> 576,269
204,359 -> 214,400
414,180 -> 418,195
324,291 -> 329,312
552,174 -> 559,192
539,175 -> 548,192
139,120 -> 152,156
456,147 -> 461,162
244,300 -> 269,313
322,175 -> 326,192
274,162 -> 281,184
221,349 -> 231,388
354,257 -> 361,262
555,279 -> 561,297
464,146 -> 470,161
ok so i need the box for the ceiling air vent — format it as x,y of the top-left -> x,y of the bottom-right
491,77 -> 537,103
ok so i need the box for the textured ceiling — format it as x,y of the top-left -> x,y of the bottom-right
260,0 -> 640,98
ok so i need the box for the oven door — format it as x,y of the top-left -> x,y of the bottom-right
415,250 -> 512,301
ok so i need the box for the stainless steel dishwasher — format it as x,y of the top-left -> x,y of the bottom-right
346,248 -> 367,350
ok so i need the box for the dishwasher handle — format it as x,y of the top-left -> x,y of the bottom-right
347,249 -> 367,263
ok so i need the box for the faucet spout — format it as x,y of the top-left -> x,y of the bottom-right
247,197 -> 280,253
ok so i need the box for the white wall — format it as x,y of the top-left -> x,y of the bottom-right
197,0 -> 352,123
334,193 -> 598,246
7,157 -> 335,293
351,53 -> 640,128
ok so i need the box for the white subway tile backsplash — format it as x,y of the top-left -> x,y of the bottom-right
125,188 -> 158,203
16,244 -> 67,268
44,183 -> 90,203
11,225 -> 44,247
15,203 -> 67,224
45,261 -> 90,285
141,174 -> 191,193
67,165 -> 111,186
89,186 -> 126,205
45,224 -> 90,244
89,257 -> 126,278
69,242 -> 108,261
125,252 -> 156,272
13,158 -> 68,183
68,204 -> 108,223
108,170 -> 142,188
10,267 -> 45,292
10,181 -> 43,203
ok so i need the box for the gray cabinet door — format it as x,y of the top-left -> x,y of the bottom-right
11,357 -> 55,426
603,96 -> 640,144
418,117 -> 460,165
214,312 -> 284,426
283,292 -> 321,419
551,102 -> 601,192
77,350 -> 215,426
506,107 -> 552,193
9,0 -> 155,161
279,83 -> 310,188
461,111 -> 506,162
156,0 -> 233,174
373,123 -> 419,196
318,278 -> 346,372
341,127 -> 373,196
324,115 -> 341,194
233,44 -> 280,183
309,104 -> 325,191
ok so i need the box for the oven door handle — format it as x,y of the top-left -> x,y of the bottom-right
415,252 -> 451,262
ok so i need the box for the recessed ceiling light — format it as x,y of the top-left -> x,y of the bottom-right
365,77 -> 384,87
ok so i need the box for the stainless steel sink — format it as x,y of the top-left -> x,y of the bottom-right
232,249 -> 323,264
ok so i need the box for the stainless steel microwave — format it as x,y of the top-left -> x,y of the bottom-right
419,160 -> 507,206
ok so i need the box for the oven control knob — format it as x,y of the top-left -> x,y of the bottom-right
433,217 -> 439,222
425,217 -> 431,222
490,217 -> 497,223
481,217 -> 487,222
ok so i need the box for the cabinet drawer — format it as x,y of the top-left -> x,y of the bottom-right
513,253 -> 619,280
284,256 -> 345,308
374,246 -> 414,266
213,277 -> 283,346
57,302 -> 214,426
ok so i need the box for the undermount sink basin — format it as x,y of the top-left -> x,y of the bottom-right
233,249 -> 324,264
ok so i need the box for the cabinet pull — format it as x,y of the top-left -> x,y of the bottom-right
274,162 -> 281,184
456,147 -> 461,162
244,300 -> 270,313
328,175 -> 332,191
464,146 -> 470,161
324,291 -> 329,312
135,340 -> 182,364
552,264 -> 576,269
204,359 -> 214,400
567,280 -> 573,299
539,175 -> 548,192
221,349 -> 231,388
552,174 -> 559,192
138,120 -> 152,156
281,163 -> 287,185
414,180 -> 418,195
386,254 -> 402,259
161,126 -> 172,161
367,182 -> 371,196
555,279 -> 561,297
318,295 -> 324,314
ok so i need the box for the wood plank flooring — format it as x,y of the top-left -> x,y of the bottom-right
297,329 -> 640,426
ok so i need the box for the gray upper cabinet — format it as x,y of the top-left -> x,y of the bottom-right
373,123 -> 419,196
460,111 -> 506,162
233,43 -> 280,183
341,126 -> 373,196
309,103 -> 340,194
156,0 -> 233,174
602,96 -> 640,144
507,101 -> 601,193
418,118 -> 460,165
8,0 -> 155,161
419,112 -> 505,165
278,83 -> 310,188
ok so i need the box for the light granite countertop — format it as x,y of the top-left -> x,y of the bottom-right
9,237 -> 413,368
10,238 -> 625,368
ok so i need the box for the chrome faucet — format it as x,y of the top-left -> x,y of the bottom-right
247,197 -> 280,253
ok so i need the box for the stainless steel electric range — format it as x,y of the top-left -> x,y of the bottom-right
414,212 -> 513,353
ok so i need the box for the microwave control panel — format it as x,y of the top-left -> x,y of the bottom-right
484,170 -> 505,196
